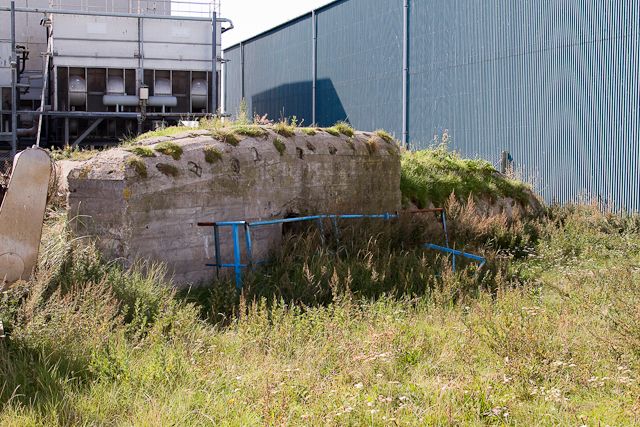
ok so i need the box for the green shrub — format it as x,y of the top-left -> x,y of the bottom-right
401,142 -> 530,208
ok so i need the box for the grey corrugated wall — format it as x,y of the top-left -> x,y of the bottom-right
224,0 -> 640,212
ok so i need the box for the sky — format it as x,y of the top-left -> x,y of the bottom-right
220,0 -> 335,48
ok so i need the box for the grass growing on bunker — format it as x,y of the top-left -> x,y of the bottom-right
231,123 -> 267,138
375,129 -> 396,144
273,120 -> 297,137
154,141 -> 183,160
301,127 -> 317,136
401,141 -> 530,208
125,146 -> 155,157
210,128 -> 240,146
273,137 -> 286,155
125,156 -> 148,178
134,125 -> 193,142
203,146 -> 223,163
49,146 -> 100,161
3,204 -> 640,425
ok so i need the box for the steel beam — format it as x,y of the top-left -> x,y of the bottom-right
311,10 -> 317,125
71,118 -> 104,148
211,11 -> 218,115
10,1 -> 17,158
402,0 -> 409,147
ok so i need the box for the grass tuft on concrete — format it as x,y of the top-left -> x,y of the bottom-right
154,141 -> 183,160
273,121 -> 297,137
375,129 -> 396,144
273,137 -> 286,156
301,127 -> 317,136
210,128 -> 240,146
125,146 -> 156,157
334,121 -> 355,137
203,146 -> 223,163
232,124 -> 267,138
126,156 -> 148,178
135,126 -> 193,142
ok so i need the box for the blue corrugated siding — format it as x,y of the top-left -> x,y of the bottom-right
316,0 -> 403,134
224,0 -> 640,212
223,45 -> 242,117
242,15 -> 312,123
408,0 -> 640,210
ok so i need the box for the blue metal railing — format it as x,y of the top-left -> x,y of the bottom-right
198,208 -> 485,290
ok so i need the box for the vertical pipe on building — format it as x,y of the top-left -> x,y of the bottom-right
311,10 -> 317,125
10,1 -> 17,158
401,0 -> 409,148
211,11 -> 218,114
240,41 -> 245,100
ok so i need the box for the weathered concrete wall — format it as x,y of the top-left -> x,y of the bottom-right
66,127 -> 401,285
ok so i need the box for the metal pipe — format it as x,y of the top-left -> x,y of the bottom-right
240,42 -> 245,100
217,17 -> 234,32
10,1 -> 17,158
211,11 -> 217,115
311,10 -> 317,125
36,34 -> 53,147
0,6 -> 213,22
401,0 -> 409,147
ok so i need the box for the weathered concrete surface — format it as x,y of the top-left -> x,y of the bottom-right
66,128 -> 401,286
0,148 -> 52,287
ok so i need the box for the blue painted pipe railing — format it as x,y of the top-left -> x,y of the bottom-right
198,209 -> 474,290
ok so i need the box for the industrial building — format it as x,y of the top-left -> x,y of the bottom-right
224,0 -> 640,212
0,0 -> 232,160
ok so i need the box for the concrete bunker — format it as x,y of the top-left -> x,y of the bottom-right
64,126 -> 402,286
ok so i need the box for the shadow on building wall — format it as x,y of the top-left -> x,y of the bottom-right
251,79 -> 347,127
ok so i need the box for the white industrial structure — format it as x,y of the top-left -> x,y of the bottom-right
0,0 -> 232,159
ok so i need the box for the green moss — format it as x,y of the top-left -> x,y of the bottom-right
375,129 -> 395,144
125,146 -> 156,157
126,156 -> 148,178
301,127 -> 317,136
135,126 -> 193,142
154,141 -> 183,160
210,128 -> 240,146
156,163 -> 180,177
232,124 -> 267,138
334,121 -> 355,137
203,146 -> 223,163
400,144 -> 531,208
273,121 -> 296,137
323,127 -> 340,137
273,137 -> 286,156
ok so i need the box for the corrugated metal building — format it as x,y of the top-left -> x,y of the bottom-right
224,0 -> 640,212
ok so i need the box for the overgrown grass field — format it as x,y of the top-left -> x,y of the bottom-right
3,139 -> 640,425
